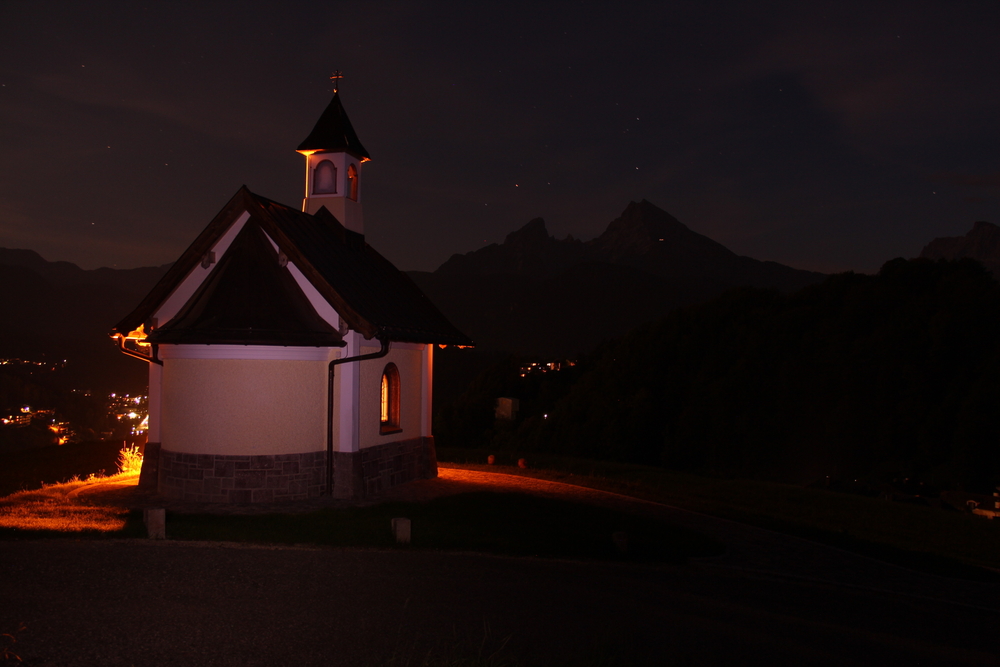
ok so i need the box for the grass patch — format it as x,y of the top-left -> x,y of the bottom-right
439,448 -> 1000,580
165,491 -> 722,563
0,471 -> 146,538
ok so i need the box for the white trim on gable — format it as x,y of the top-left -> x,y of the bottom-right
153,211 -> 251,327
286,261 -> 343,332
258,229 -> 343,333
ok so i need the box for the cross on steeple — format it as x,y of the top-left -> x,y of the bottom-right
330,70 -> 344,94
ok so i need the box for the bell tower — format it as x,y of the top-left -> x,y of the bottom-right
297,72 -> 370,234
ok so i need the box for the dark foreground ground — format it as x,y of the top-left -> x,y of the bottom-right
1,537 -> 998,667
3,470 -> 1000,666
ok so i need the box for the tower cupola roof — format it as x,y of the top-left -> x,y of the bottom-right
296,92 -> 371,160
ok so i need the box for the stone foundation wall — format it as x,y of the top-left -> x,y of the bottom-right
138,442 -> 161,490
154,437 -> 436,503
158,450 -> 326,503
358,436 -> 437,498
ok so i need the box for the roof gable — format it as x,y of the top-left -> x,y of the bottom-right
114,187 -> 472,347
147,221 -> 345,347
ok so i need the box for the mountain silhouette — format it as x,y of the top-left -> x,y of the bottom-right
412,200 -> 824,356
0,249 -> 170,394
920,220 -> 1000,277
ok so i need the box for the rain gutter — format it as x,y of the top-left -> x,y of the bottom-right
114,335 -> 164,366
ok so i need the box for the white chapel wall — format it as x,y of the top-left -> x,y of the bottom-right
358,343 -> 425,450
160,357 -> 328,456
147,362 -> 163,442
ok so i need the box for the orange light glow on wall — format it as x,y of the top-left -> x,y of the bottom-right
381,373 -> 390,423
123,324 -> 150,347
347,164 -> 359,200
380,363 -> 400,433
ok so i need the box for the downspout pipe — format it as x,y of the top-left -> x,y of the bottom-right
326,336 -> 391,496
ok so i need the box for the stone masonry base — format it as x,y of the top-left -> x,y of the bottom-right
151,436 -> 437,503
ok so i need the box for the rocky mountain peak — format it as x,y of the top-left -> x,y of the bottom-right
436,217 -> 582,276
920,220 -> 1000,276
503,218 -> 551,249
592,199 -> 723,261
432,199 -> 821,292
972,220 -> 999,233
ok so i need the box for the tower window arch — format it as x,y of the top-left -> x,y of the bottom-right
347,163 -> 359,201
380,362 -> 401,434
313,159 -> 337,194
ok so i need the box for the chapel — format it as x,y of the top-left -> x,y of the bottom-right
112,86 -> 472,502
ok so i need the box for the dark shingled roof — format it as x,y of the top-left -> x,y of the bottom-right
296,93 -> 371,160
146,221 -> 345,347
114,186 -> 472,347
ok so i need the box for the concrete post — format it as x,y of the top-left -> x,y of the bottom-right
144,508 -> 166,540
392,517 -> 411,544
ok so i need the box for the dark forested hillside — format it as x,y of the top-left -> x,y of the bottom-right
0,249 -> 170,395
436,258 -> 1000,491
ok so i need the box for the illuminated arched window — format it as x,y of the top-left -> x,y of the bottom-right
380,362 -> 400,434
313,159 -> 337,194
347,163 -> 359,201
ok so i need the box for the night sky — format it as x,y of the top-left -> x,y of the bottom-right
2,1 -> 998,275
